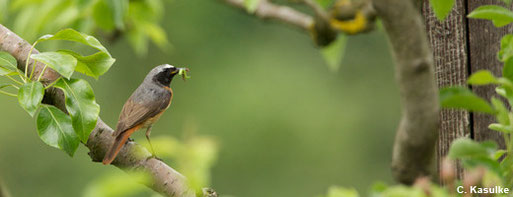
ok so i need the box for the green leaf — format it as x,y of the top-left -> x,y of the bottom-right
106,0 -> 128,29
30,52 -> 77,79
0,84 -> 17,90
498,34 -> 513,62
491,97 -> 509,125
54,78 -> 99,143
142,22 -> 169,50
481,140 -> 498,151
381,186 -> 425,197
92,0 -> 115,31
244,0 -> 260,13
323,187 -> 359,197
462,156 -> 502,175
496,86 -> 509,97
0,51 -> 18,70
495,86 -> 513,106
315,0 -> 335,8
84,172 -> 151,197
494,149 -> 507,160
489,123 -> 513,133
0,51 -> 18,75
128,0 -> 161,22
58,50 -> 115,79
468,5 -> 513,27
321,35 -> 347,72
439,86 -> 495,114
504,58 -> 513,81
37,105 -> 79,156
429,0 -> 455,21
37,28 -> 110,55
18,81 -> 44,117
127,25 -> 148,56
448,138 -> 489,159
468,70 -> 498,85
369,182 -> 388,196
503,0 -> 513,6
0,66 -> 11,76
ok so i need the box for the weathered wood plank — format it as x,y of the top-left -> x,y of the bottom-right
422,0 -> 470,183
467,0 -> 509,148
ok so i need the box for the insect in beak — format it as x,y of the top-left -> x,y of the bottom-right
177,68 -> 191,81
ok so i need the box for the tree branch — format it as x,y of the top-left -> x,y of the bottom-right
0,178 -> 11,197
223,0 -> 314,30
0,24 -> 198,197
221,0 -> 376,46
222,0 -> 437,185
372,0 -> 439,184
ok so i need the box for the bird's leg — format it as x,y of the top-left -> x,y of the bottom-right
145,126 -> 157,157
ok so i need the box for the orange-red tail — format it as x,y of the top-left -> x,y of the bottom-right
102,128 -> 138,165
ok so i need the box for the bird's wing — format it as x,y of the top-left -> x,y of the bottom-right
113,93 -> 171,136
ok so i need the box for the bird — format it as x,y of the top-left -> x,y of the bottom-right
102,64 -> 186,165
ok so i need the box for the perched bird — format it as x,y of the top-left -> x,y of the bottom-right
102,64 -> 186,165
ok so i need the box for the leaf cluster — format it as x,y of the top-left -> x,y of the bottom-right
0,28 -> 114,156
1,0 -> 168,55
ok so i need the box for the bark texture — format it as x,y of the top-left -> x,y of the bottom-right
422,0 -> 470,182
373,0 -> 440,184
467,0 -> 511,148
422,0 -> 513,184
0,24 -> 196,197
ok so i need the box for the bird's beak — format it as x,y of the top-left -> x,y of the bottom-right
171,68 -> 188,74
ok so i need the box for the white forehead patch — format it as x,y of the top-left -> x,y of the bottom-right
158,64 -> 174,72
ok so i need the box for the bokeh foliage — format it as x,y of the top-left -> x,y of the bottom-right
0,0 -> 168,55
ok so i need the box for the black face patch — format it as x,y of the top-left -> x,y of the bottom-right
153,67 -> 178,87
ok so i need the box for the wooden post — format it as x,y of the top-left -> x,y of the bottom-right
467,0 -> 508,147
422,0 -> 510,183
422,0 -> 470,182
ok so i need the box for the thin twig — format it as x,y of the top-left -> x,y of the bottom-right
37,64 -> 47,82
223,0 -> 314,30
24,41 -> 37,79
43,77 -> 58,89
29,59 -> 38,80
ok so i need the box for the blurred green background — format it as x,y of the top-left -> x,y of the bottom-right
0,0 -> 400,196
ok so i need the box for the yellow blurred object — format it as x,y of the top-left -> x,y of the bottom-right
330,11 -> 367,35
